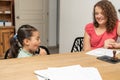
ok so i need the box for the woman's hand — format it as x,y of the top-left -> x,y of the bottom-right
110,42 -> 120,49
104,39 -> 115,49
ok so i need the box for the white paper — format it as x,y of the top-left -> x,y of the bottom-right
4,11 -> 11,14
34,65 -> 81,80
5,22 -> 12,26
36,75 -> 45,80
34,65 -> 102,80
47,67 -> 102,80
34,69 -> 49,80
0,22 -> 4,26
86,48 -> 120,57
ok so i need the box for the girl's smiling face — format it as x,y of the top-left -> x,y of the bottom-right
24,31 -> 41,53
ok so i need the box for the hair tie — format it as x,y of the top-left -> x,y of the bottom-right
13,33 -> 17,39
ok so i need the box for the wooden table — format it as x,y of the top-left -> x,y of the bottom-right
0,52 -> 120,80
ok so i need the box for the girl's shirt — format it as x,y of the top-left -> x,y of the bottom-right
85,21 -> 119,49
17,48 -> 33,58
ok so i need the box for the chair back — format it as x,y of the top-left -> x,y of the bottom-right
4,46 -> 50,59
35,46 -> 50,55
71,37 -> 84,52
4,49 -> 11,59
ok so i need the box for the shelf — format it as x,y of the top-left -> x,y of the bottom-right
0,0 -> 14,26
0,0 -> 14,57
0,11 -> 11,14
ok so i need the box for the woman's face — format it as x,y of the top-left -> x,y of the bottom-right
94,6 -> 107,26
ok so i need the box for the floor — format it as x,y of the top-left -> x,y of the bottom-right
48,46 -> 59,54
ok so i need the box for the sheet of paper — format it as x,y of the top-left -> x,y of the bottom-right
34,65 -> 102,80
47,67 -> 102,80
34,69 -> 49,80
34,65 -> 81,80
36,75 -> 45,80
86,48 -> 120,57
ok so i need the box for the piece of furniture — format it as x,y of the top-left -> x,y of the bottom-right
0,0 -> 14,26
71,37 -> 84,52
4,48 -> 10,59
0,0 -> 15,57
35,46 -> 50,55
4,46 -> 50,59
0,27 -> 14,57
0,51 -> 120,80
118,9 -> 120,13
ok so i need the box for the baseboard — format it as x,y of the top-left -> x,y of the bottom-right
48,44 -> 59,49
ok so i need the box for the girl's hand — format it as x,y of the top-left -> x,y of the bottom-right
39,48 -> 47,55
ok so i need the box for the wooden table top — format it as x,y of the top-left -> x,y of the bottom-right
0,51 -> 120,80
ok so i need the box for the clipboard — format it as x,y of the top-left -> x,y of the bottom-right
97,55 -> 120,64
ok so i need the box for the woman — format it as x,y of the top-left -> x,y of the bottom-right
83,0 -> 120,51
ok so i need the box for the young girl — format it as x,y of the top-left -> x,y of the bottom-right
8,24 -> 47,58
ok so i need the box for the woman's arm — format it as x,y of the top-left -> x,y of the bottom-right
117,21 -> 120,36
111,21 -> 120,49
83,31 -> 91,51
105,21 -> 120,49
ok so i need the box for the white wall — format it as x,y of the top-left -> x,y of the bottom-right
110,0 -> 120,19
48,0 -> 57,47
111,0 -> 120,42
59,0 -> 120,53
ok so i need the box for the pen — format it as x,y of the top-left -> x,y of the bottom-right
34,73 -> 50,80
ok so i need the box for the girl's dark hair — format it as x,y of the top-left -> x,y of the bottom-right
93,0 -> 118,32
8,24 -> 38,58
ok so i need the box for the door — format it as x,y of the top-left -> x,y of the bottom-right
15,0 -> 49,46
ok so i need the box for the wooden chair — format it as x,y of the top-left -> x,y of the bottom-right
71,37 -> 84,52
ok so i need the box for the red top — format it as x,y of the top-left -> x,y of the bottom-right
85,21 -> 119,49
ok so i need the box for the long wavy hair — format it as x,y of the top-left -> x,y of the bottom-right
93,0 -> 118,33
